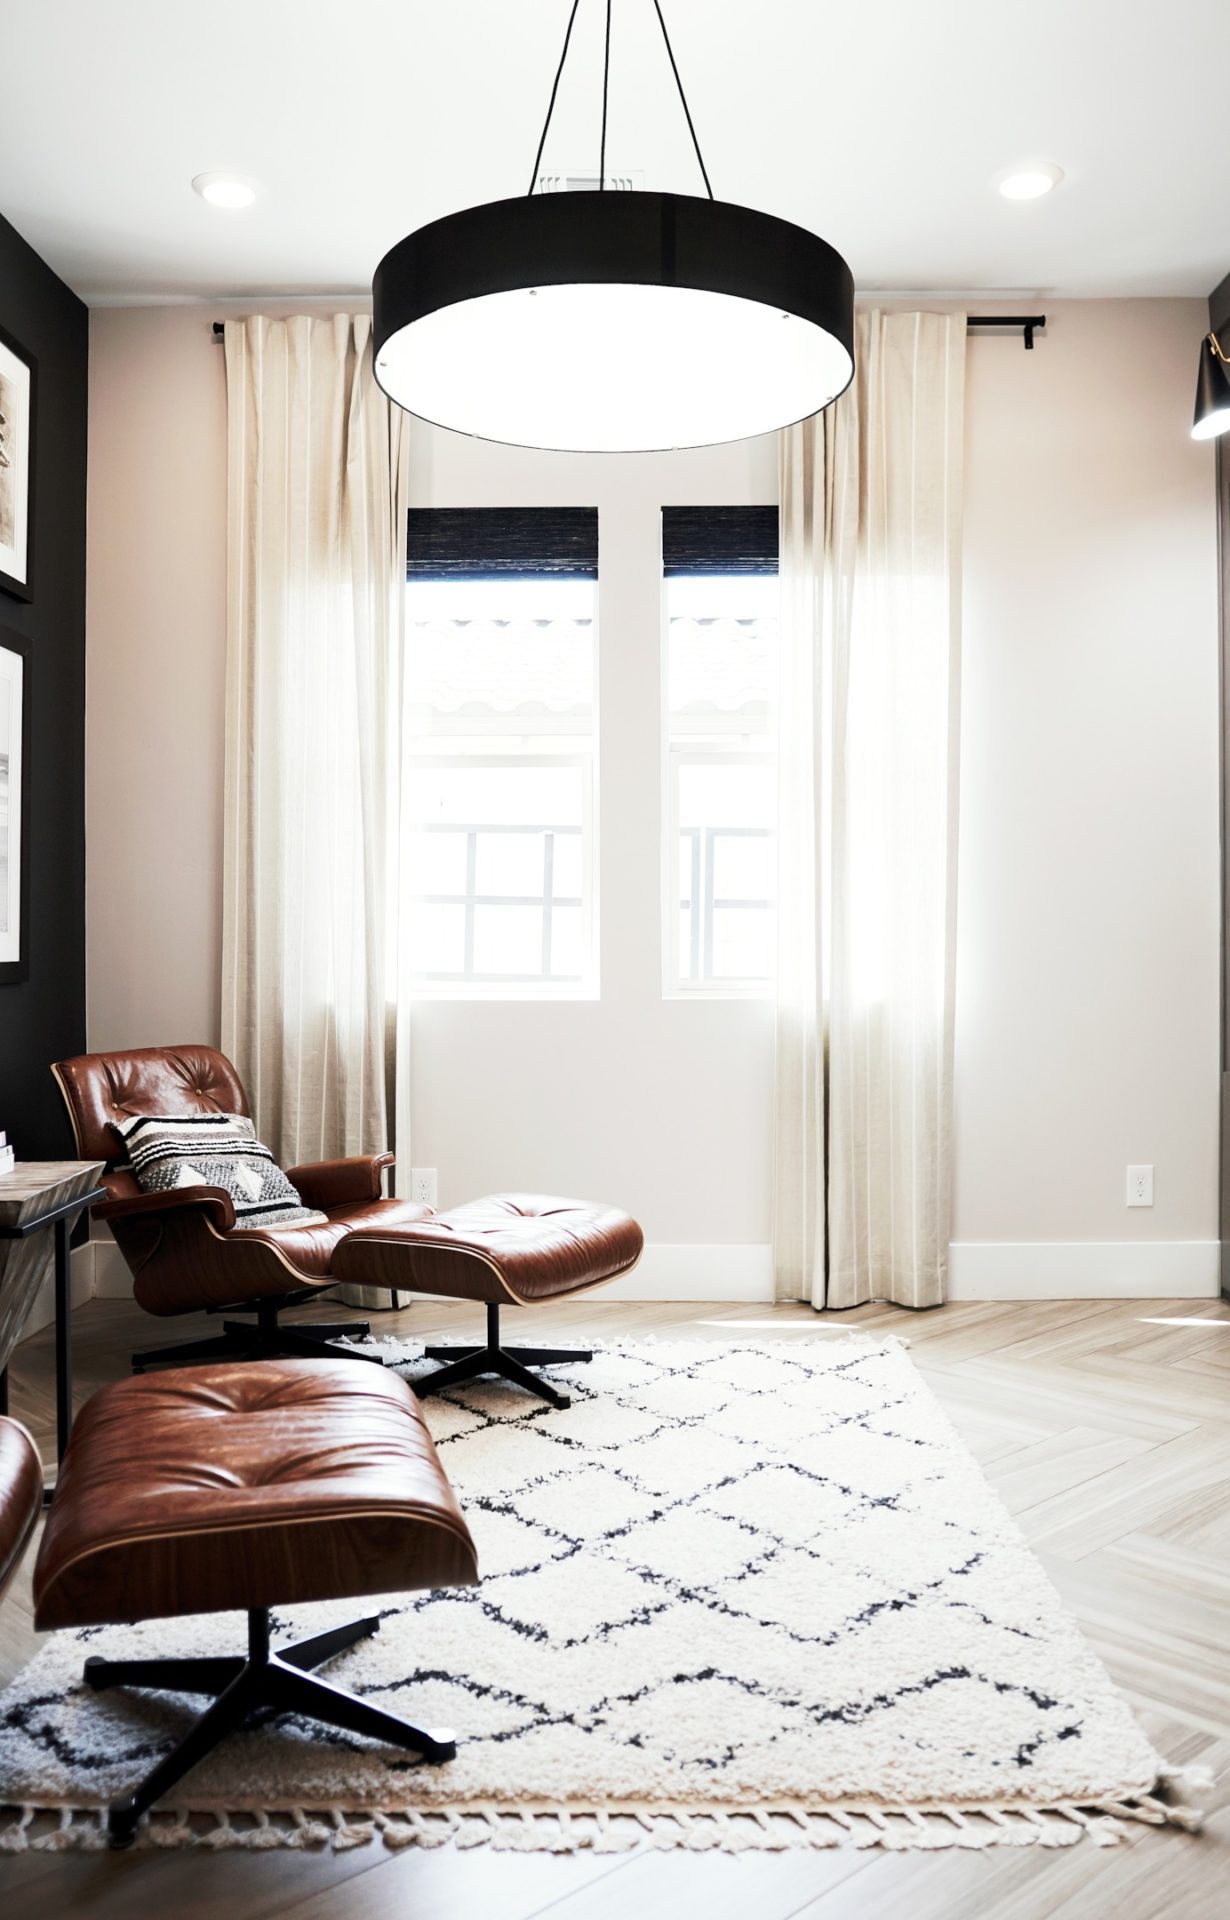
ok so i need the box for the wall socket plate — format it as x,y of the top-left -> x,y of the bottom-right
410,1167 -> 438,1208
1126,1164 -> 1154,1207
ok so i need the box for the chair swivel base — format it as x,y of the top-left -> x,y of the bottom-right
131,1299 -> 382,1374
416,1303 -> 591,1410
85,1606 -> 456,1849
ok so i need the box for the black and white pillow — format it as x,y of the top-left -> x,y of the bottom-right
110,1112 -> 327,1232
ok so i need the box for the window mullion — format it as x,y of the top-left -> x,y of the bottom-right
541,830 -> 554,978
463,830 -> 477,977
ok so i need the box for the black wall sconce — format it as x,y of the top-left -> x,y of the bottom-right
1192,330 -> 1230,440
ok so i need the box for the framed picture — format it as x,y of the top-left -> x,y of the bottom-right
0,630 -> 28,983
0,324 -> 36,602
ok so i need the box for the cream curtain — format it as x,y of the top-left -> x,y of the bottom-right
222,316 -> 410,1251
774,310 -> 965,1310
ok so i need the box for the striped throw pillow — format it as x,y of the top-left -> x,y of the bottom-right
110,1112 -> 327,1232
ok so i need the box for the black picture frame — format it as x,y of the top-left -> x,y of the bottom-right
0,321 -> 36,604
0,626 -> 29,985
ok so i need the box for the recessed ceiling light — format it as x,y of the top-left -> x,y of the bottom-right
997,162 -> 1064,201
192,171 -> 258,210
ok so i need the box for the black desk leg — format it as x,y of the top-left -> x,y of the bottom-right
46,1212 -> 73,1504
56,1212 -> 73,1452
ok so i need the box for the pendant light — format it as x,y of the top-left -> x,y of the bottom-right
372,0 -> 855,452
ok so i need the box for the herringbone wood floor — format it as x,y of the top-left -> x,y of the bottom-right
1,1292 -> 1227,1919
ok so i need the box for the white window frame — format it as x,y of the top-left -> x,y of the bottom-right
660,561 -> 779,1001
662,746 -> 776,999
406,749 -> 599,1001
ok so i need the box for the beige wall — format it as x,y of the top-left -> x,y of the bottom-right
956,299 -> 1219,1264
86,307 -> 228,1048
85,298 -> 1221,1285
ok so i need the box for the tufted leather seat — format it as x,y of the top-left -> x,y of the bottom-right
335,1194 -> 644,1408
52,1045 -> 429,1368
336,1194 -> 644,1305
0,1417 -> 43,1607
35,1360 -> 477,1630
30,1360 -> 478,1846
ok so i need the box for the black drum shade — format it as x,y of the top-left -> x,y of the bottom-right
372,190 -> 855,453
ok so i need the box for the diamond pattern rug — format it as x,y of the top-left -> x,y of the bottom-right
0,1335 -> 1204,1852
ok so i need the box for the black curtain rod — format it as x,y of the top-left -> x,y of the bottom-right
211,314 -> 1046,348
966,314 -> 1045,349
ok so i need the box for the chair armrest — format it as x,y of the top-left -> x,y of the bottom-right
94,1186 -> 237,1233
285,1153 -> 395,1211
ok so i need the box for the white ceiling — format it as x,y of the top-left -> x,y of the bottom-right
2,0 -> 1227,305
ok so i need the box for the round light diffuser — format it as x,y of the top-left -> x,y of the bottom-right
192,171 -> 258,209
997,163 -> 1064,201
373,189 -> 854,452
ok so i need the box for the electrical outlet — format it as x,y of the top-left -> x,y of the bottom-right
410,1167 -> 437,1208
1126,1165 -> 1154,1207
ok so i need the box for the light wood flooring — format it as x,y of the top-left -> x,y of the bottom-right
1,1291 -> 1228,1919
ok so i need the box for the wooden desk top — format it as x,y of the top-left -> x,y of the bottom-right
0,1162 -> 106,1230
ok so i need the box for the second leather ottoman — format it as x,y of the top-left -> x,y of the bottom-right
334,1194 -> 643,1408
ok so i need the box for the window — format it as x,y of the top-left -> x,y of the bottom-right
404,509 -> 597,996
662,507 -> 779,995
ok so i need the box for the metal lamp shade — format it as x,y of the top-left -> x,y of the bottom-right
372,191 -> 855,453
1192,332 -> 1230,441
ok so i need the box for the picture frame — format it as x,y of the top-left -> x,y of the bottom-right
0,628 -> 29,984
0,323 -> 36,603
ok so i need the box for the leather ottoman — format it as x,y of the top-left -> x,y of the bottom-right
335,1193 -> 644,1408
0,1416 -> 42,1606
33,1359 -> 478,1846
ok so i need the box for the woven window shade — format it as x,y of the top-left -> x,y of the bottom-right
407,507 -> 598,580
662,506 -> 779,576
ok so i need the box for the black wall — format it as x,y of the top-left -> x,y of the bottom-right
1212,271 -> 1230,1296
0,212 -> 87,1157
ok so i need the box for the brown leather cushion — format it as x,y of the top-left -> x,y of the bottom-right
0,1418 -> 43,1607
246,1196 -> 433,1279
335,1194 -> 644,1306
53,1046 -> 250,1168
34,1361 -> 478,1630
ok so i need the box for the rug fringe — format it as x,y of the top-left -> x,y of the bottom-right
0,1786 -> 1203,1855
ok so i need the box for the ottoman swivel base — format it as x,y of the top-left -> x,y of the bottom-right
418,1303 -> 591,1410
335,1195 -> 645,1411
86,1607 -> 456,1849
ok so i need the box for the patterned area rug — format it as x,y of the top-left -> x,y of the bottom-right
0,1335 -> 1205,1853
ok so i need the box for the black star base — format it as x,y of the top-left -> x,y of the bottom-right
84,1607 -> 455,1849
131,1296 -> 382,1373
415,1302 -> 591,1409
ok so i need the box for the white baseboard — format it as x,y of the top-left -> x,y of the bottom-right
948,1240 -> 1220,1300
17,1241 -> 98,1340
70,1235 -> 1224,1317
92,1239 -> 778,1304
91,1238 -> 135,1299
88,1239 -> 777,1307
604,1244 -> 775,1302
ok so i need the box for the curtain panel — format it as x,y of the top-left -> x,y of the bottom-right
774,310 -> 966,1310
222,315 -> 410,1217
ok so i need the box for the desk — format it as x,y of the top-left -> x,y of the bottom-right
0,1161 -> 106,1497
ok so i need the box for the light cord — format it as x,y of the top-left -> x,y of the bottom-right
650,0 -> 714,198
599,0 -> 612,188
528,0 -> 583,194
527,0 -> 715,201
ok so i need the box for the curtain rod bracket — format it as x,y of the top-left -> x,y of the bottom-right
965,314 -> 1045,349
